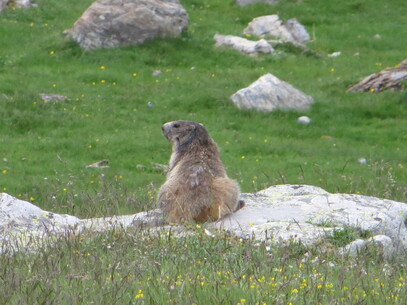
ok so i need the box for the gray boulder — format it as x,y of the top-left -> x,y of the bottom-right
65,0 -> 189,50
214,34 -> 273,56
244,15 -> 310,43
230,73 -> 314,112
2,185 -> 406,257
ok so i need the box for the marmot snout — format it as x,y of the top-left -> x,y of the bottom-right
158,120 -> 244,223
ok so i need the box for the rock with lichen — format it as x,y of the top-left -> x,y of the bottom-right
2,184 -> 407,258
65,0 -> 189,50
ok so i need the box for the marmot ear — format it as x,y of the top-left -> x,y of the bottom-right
188,124 -> 197,134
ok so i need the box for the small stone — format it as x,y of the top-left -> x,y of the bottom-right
152,70 -> 163,77
214,34 -> 273,56
204,229 -> 215,237
297,116 -> 311,124
40,94 -> 68,102
236,0 -> 278,6
371,235 -> 394,260
136,164 -> 147,170
343,239 -> 367,257
358,158 -> 367,165
328,51 -> 341,58
86,160 -> 110,169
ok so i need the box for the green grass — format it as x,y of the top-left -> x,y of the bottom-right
327,226 -> 373,247
1,1 -> 407,303
1,0 -> 406,217
1,228 -> 406,304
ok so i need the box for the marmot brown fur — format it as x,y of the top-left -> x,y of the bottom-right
158,120 -> 244,223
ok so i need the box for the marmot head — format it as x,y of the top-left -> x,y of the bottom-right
162,120 -> 210,149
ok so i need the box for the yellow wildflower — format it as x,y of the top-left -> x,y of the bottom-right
135,289 -> 144,299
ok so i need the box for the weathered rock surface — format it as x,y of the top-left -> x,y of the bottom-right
0,0 -> 7,12
244,15 -> 310,43
213,185 -> 407,257
348,59 -> 407,92
2,185 -> 406,257
343,235 -> 395,260
215,15 -> 313,57
214,34 -> 273,56
230,73 -> 314,112
0,193 -> 81,252
236,0 -> 278,6
284,18 -> 311,43
65,0 -> 189,50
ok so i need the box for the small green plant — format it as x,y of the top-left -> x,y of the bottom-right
328,226 -> 373,247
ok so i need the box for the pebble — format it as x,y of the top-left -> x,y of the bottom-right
297,116 -> 311,124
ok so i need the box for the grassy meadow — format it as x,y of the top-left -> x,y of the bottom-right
1,228 -> 406,305
0,0 -> 406,217
0,0 -> 407,303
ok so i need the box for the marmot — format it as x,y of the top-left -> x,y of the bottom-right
158,120 -> 244,223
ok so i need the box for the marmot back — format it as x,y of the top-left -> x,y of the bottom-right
158,120 -> 244,223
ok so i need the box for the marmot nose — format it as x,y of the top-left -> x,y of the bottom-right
162,122 -> 172,132
162,122 -> 171,135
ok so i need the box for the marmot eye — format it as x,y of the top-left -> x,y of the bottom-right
173,123 -> 180,128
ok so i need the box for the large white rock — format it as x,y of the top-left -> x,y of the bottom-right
0,193 -> 80,230
230,73 -> 314,112
214,34 -> 273,56
65,0 -> 189,50
214,185 -> 407,254
2,185 -> 406,257
0,193 -> 81,252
